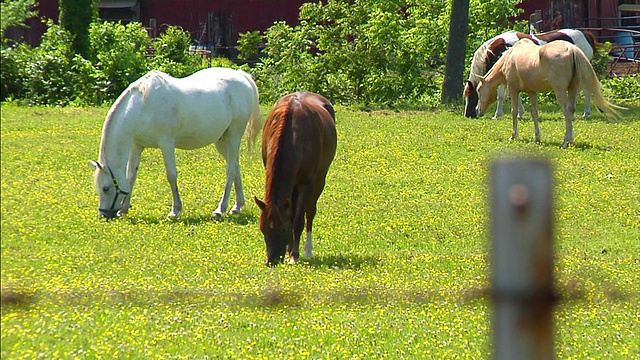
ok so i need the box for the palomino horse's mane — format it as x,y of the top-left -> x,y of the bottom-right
263,95 -> 297,216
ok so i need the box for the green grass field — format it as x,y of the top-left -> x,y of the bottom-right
2,102 -> 639,359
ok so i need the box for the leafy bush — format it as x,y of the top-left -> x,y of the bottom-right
236,30 -> 262,61
602,75 -> 640,106
20,22 -> 97,106
256,0 -> 524,106
0,42 -> 33,101
89,21 -> 151,100
149,25 -> 206,78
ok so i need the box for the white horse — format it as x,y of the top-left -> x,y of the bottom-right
90,67 -> 262,220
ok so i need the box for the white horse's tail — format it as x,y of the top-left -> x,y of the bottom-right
573,49 -> 626,120
242,71 -> 263,148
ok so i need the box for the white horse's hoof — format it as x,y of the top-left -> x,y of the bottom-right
212,212 -> 223,220
166,212 -> 180,221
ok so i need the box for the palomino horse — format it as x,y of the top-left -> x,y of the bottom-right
464,29 -> 597,119
254,92 -> 337,265
90,67 -> 262,219
476,39 -> 623,148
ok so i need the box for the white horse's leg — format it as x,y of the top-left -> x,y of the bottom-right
582,91 -> 591,118
529,93 -> 541,143
493,85 -> 506,119
509,89 -> 520,141
228,135 -> 245,215
213,134 -> 244,218
517,96 -> 525,119
120,144 -> 143,215
160,144 -> 182,219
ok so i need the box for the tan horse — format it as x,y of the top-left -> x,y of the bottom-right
476,39 -> 624,148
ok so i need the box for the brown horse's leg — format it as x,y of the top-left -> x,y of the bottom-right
289,186 -> 308,264
304,170 -> 330,259
529,93 -> 541,143
304,200 -> 317,259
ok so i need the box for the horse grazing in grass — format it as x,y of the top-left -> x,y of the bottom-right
476,39 -> 624,148
254,92 -> 337,265
90,67 -> 262,220
464,29 -> 597,119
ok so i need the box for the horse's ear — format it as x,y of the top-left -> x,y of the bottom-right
254,196 -> 266,212
89,160 -> 103,171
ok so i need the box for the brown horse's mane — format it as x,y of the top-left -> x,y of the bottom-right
263,95 -> 298,217
484,41 -> 514,81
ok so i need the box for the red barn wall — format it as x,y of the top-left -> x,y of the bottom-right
18,0 -> 307,47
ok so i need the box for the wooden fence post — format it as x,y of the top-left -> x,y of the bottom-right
490,158 -> 555,360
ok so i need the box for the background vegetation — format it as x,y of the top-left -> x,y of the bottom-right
3,0 -> 638,107
2,0 -> 639,357
2,104 -> 638,358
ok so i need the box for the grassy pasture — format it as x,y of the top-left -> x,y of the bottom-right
1,102 -> 639,359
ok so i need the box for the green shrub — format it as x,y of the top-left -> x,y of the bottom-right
20,22 -> 95,106
602,75 -> 640,106
237,30 -> 262,61
1,42 -> 33,101
89,21 -> 151,100
149,25 -> 205,77
256,0 -> 524,106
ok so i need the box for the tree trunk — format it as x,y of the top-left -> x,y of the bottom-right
440,0 -> 470,104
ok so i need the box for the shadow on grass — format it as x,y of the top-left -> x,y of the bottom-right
302,253 -> 379,269
125,211 -> 257,226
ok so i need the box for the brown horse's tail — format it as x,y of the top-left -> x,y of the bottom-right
582,30 -> 605,59
573,48 -> 626,119
243,71 -> 263,149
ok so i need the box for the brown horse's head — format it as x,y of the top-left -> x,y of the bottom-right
254,197 -> 293,265
463,80 -> 479,118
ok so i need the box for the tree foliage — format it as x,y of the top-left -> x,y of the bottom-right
252,0 -> 525,106
59,0 -> 99,58
0,0 -> 37,41
3,0 -> 634,107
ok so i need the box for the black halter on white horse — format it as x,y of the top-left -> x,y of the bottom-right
90,160 -> 130,219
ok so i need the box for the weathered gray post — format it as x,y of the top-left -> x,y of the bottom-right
490,158 -> 555,360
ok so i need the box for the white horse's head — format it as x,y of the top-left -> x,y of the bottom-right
89,160 -> 131,219
475,75 -> 498,117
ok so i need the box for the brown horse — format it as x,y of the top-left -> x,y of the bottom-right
476,39 -> 624,148
254,92 -> 337,265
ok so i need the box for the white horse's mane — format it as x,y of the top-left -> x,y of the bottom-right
99,71 -> 171,162
469,41 -> 491,82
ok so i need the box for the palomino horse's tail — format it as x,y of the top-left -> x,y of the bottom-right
573,49 -> 626,119
242,71 -> 263,148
